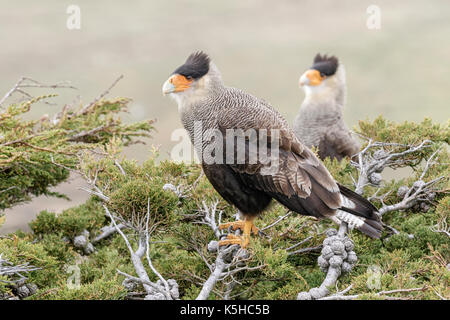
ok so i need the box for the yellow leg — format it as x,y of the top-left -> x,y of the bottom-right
218,217 -> 259,235
218,216 -> 257,248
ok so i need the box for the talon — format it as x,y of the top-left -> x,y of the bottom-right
217,216 -> 257,248
218,220 -> 245,232
250,225 -> 259,236
218,219 -> 259,236
218,234 -> 250,248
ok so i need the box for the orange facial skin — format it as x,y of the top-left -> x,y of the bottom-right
303,69 -> 325,86
168,74 -> 194,92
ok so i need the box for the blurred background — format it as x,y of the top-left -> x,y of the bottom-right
1,0 -> 449,234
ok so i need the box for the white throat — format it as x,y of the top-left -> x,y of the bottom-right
171,63 -> 224,114
170,74 -> 213,114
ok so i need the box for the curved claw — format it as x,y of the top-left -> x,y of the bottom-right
218,217 -> 257,248
218,220 -> 259,236
218,234 -> 249,248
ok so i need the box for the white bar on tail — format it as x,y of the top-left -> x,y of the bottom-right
335,210 -> 365,228
340,194 -> 356,209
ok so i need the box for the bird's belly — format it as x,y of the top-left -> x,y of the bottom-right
202,163 -> 272,216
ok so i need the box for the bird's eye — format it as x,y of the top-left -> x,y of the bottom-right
320,73 -> 325,78
185,75 -> 193,80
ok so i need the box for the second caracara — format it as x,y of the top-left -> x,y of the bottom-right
163,52 -> 382,248
293,54 -> 360,161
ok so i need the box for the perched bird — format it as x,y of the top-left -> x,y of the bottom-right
163,52 -> 382,248
293,54 -> 360,161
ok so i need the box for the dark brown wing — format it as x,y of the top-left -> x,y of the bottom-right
225,132 -> 341,218
214,93 -> 342,218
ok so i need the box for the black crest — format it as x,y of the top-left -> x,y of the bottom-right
311,53 -> 339,76
173,51 -> 210,79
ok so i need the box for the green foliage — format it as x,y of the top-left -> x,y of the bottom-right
28,210 -> 58,235
30,199 -> 106,238
81,157 -> 181,231
1,115 -> 449,300
357,116 -> 449,146
0,234 -> 68,289
30,277 -> 127,300
435,197 -> 450,231
108,179 -> 178,229
0,95 -> 154,211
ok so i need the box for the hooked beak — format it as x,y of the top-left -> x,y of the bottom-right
299,69 -> 324,87
299,73 -> 309,87
162,79 -> 176,95
162,74 -> 193,95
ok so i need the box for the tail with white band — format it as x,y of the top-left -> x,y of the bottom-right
335,184 -> 383,238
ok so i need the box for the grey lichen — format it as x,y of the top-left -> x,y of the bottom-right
318,230 -> 357,274
83,242 -> 95,255
207,240 -> 219,253
15,283 -> 38,299
368,172 -> 382,185
298,228 -> 357,300
73,229 -> 95,255
397,186 -> 409,198
122,278 -> 137,291
143,279 -> 179,300
73,234 -> 88,248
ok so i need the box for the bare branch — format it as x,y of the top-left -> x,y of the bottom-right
0,77 -> 76,108
104,206 -> 134,254
0,254 -> 40,284
287,245 -> 322,256
320,286 -> 427,300
430,219 -> 450,238
77,75 -> 124,116
196,247 -> 232,300
351,139 -> 433,194
78,186 -> 110,202
196,200 -> 223,239
91,223 -> 125,244
378,175 -> 445,216
193,200 -> 266,300
67,124 -> 114,142
285,236 -> 312,251
115,160 -> 127,176
145,198 -> 172,299
260,211 -> 292,232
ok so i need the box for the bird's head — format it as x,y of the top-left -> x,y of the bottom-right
163,52 -> 222,107
299,54 -> 339,90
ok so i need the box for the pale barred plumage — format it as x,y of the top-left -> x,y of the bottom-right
294,54 -> 360,161
163,52 -> 382,244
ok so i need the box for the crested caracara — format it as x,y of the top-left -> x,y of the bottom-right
293,54 -> 360,161
163,52 -> 382,248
